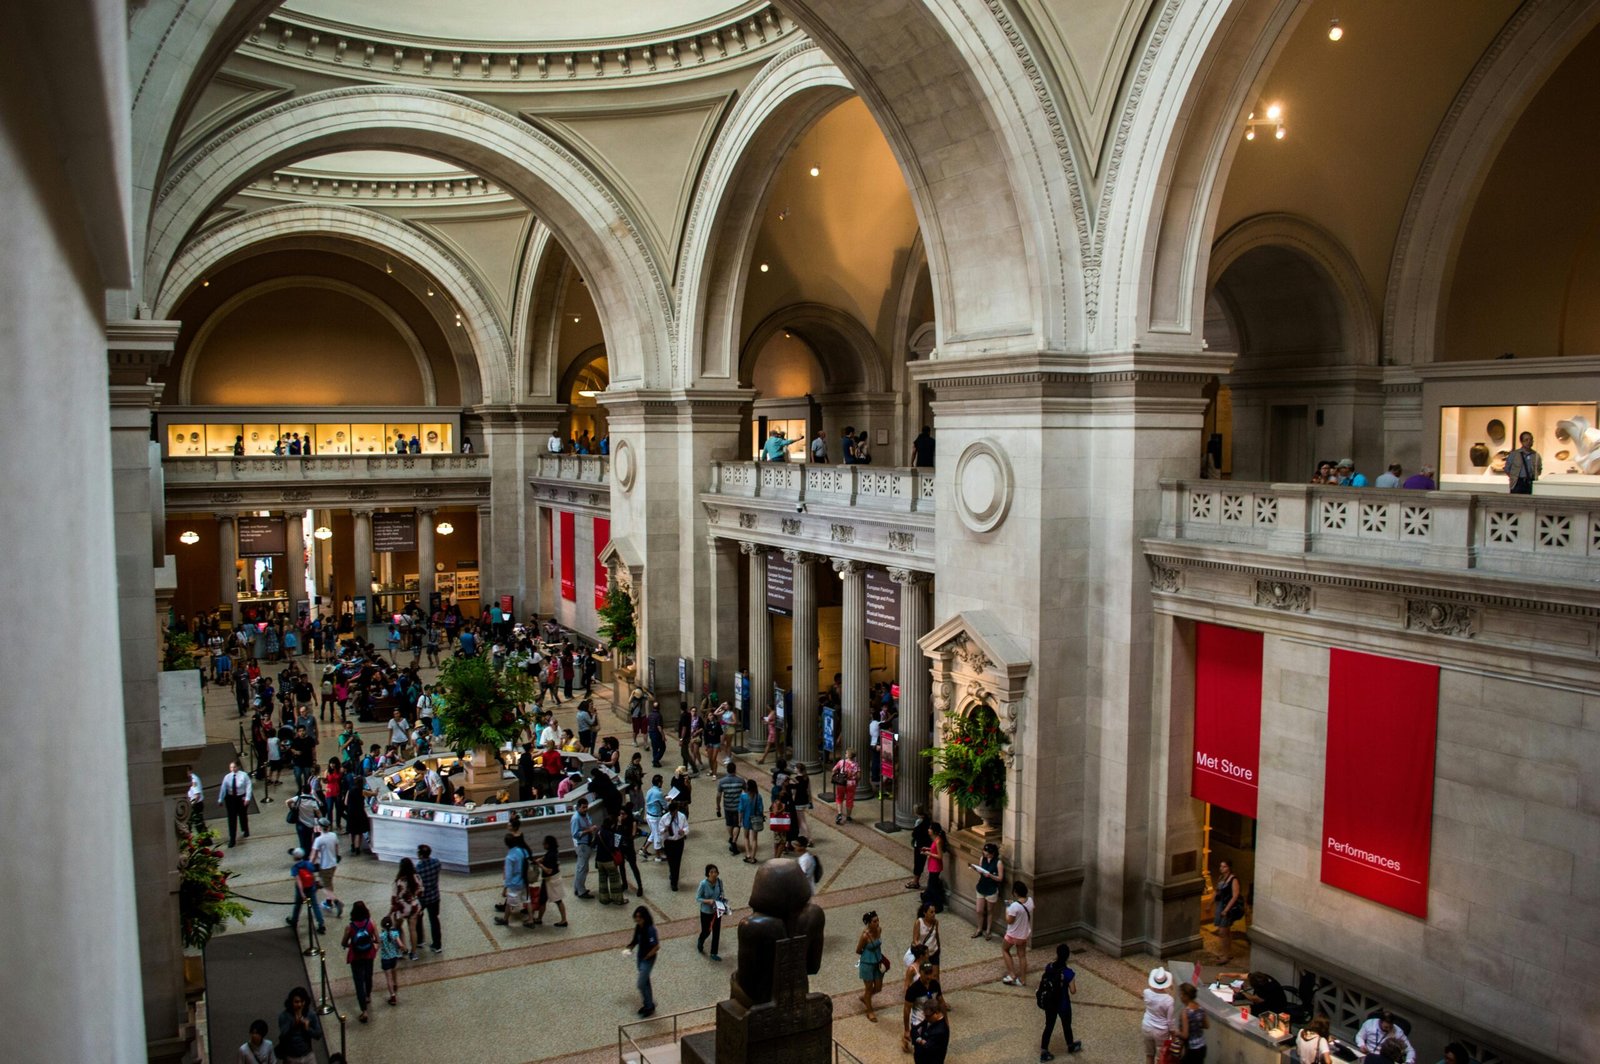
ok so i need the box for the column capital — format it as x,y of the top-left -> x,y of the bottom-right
213,511 -> 236,523
832,558 -> 864,577
781,548 -> 823,565
349,507 -> 375,517
888,567 -> 932,586
738,541 -> 771,557
415,506 -> 437,517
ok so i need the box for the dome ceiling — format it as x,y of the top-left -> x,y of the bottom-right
283,0 -> 757,44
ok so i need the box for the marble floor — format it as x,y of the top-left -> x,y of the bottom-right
196,656 -> 1241,1064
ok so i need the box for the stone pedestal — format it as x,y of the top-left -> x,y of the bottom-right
459,746 -> 507,804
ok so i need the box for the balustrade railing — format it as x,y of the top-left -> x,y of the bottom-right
1158,480 -> 1600,580
163,454 -> 488,480
532,453 -> 610,484
708,461 -> 935,513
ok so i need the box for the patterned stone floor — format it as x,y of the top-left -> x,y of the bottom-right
198,656 -> 1244,1063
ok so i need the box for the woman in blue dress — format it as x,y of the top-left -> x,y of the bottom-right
856,910 -> 886,1022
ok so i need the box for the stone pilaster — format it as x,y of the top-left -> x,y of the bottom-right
283,511 -> 306,619
891,567 -> 932,826
833,558 -> 870,764
351,508 -> 373,617
741,542 -> 772,750
416,508 -> 436,606
477,403 -> 563,618
785,549 -> 822,769
215,512 -> 238,624
476,502 -> 493,612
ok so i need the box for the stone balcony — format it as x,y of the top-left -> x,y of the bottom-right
162,454 -> 490,510
1151,479 -> 1600,583
702,462 -> 936,570
532,454 -> 610,484
528,454 -> 610,516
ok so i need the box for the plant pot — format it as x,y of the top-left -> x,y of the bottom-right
973,802 -> 1003,831
460,745 -> 506,804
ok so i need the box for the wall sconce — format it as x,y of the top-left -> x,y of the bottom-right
313,525 -> 333,540
179,530 -> 200,545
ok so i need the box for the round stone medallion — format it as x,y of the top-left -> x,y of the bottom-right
953,439 -> 1012,533
613,438 -> 636,493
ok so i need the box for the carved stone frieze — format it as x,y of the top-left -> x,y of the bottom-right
280,489 -> 312,503
210,491 -> 244,504
1405,598 -> 1481,638
888,530 -> 915,552
737,541 -> 767,557
739,512 -> 757,530
1150,563 -> 1181,592
830,523 -> 855,543
781,517 -> 802,536
707,507 -> 720,524
948,632 -> 994,674
412,486 -> 439,498
1254,579 -> 1310,613
347,487 -> 378,500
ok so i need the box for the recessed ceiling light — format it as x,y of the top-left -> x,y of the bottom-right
573,316 -> 581,323
1327,18 -> 1343,41
426,286 -> 434,297
759,263 -> 770,273
1275,126 -> 1286,140
384,262 -> 393,274
809,166 -> 820,177
200,279 -> 210,287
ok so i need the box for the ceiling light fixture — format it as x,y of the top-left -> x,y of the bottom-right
578,389 -> 600,398
426,286 -> 434,297
1244,105 -> 1286,143
777,207 -> 789,222
809,165 -> 820,177
313,525 -> 333,540
384,262 -> 393,274
435,521 -> 455,536
759,263 -> 770,273
179,530 -> 200,545
1327,18 -> 1343,41
201,279 -> 210,288
572,315 -> 581,323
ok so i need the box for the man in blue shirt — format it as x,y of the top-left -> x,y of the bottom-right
285,847 -> 326,938
570,798 -> 598,899
494,835 -> 531,927
644,776 -> 666,861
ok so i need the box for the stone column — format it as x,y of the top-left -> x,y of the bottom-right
785,549 -> 821,769
477,503 -> 494,614
216,512 -> 238,624
283,511 -> 306,619
416,508 -> 436,608
351,508 -> 373,621
892,568 -> 932,826
834,558 -> 870,765
741,542 -> 772,750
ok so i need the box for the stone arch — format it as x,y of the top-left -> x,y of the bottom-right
739,303 -> 887,394
156,203 -> 505,403
1384,0 -> 1600,365
1208,214 -> 1378,368
179,275 -> 437,405
557,343 -> 610,404
146,85 -> 675,390
509,221 -> 556,399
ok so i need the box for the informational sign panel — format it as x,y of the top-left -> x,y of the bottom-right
454,568 -> 479,601
500,594 -> 514,616
677,656 -> 688,694
371,511 -> 416,552
765,555 -> 794,616
1191,623 -> 1264,818
352,595 -> 367,623
559,511 -> 576,602
864,568 -> 901,644
593,516 -> 611,610
236,516 -> 286,557
822,706 -> 836,755
1321,648 -> 1440,919
879,729 -> 895,782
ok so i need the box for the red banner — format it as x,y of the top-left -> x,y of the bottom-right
593,516 -> 611,610
1321,649 -> 1439,918
559,511 -> 575,602
1192,623 -> 1264,818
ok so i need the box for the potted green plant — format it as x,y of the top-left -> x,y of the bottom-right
432,653 -> 536,803
923,705 -> 1009,828
597,584 -> 637,683
178,828 -> 250,951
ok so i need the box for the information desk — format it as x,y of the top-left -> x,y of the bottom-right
1171,961 -> 1295,1064
369,752 -> 606,872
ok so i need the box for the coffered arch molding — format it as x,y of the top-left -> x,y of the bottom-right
740,302 -> 889,395
156,203 -> 503,404
509,220 -> 555,398
1383,0 -> 1600,366
146,85 -> 676,392
1208,213 -> 1377,368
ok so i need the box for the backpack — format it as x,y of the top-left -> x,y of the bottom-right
1036,965 -> 1060,1010
295,865 -> 315,892
349,921 -> 374,953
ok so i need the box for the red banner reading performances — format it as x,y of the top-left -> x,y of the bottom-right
593,516 -> 610,610
559,511 -> 576,602
1192,623 -> 1264,818
1321,648 -> 1439,919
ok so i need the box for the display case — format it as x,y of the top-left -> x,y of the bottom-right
157,409 -> 459,458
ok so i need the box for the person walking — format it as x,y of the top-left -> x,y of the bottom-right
534,836 -> 570,926
276,987 -> 324,1063
288,784 -> 319,858
903,961 -> 947,1056
913,1002 -> 950,1064
341,903 -> 379,1023
495,834 -> 534,928
856,910 -> 886,1022
972,841 -> 1003,939
285,848 -> 325,940
717,759 -> 744,856
309,820 -> 343,919
738,779 -> 765,864
414,843 -> 443,953
695,864 -> 727,961
237,1018 -> 276,1064
1177,982 -> 1208,1064
570,797 -> 598,899
217,760 -> 253,847
831,748 -> 860,824
1142,967 -> 1178,1064
1001,881 -> 1034,986
626,906 -> 660,1017
913,902 -> 943,977
1038,943 -> 1082,1060
596,812 -> 626,905
1211,858 -> 1242,963
389,858 -> 424,956
377,916 -> 406,1006
920,823 -> 947,912
660,798 -> 690,890
647,701 -> 667,766
906,807 -> 932,890
617,802 -> 645,898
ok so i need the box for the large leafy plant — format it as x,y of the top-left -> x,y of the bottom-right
178,828 -> 250,950
433,652 -> 536,751
923,705 -> 1009,810
597,584 -> 637,655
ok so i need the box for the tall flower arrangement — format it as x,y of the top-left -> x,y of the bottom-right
432,652 -> 536,752
177,829 -> 250,950
597,584 -> 637,655
922,706 -> 1009,810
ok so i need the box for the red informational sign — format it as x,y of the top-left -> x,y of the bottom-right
559,511 -> 576,602
593,516 -> 611,610
1321,648 -> 1440,919
1192,623 -> 1264,818
500,594 -> 513,616
879,729 -> 894,782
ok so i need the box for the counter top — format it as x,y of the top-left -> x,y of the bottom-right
1172,962 -> 1295,1050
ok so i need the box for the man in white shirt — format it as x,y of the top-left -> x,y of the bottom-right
418,760 -> 444,803
217,760 -> 254,846
793,836 -> 819,896
309,819 -> 343,918
388,709 -> 412,755
539,716 -> 561,750
1000,881 -> 1035,986
547,429 -> 563,453
1355,1012 -> 1416,1063
810,430 -> 828,463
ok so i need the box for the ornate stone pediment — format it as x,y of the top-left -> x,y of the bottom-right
919,610 -> 1032,762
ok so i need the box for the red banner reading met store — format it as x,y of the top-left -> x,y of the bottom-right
1192,623 -> 1263,819
1321,648 -> 1440,919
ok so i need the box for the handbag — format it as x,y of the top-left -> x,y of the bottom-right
751,815 -> 766,831
832,766 -> 850,786
769,813 -> 791,832
1162,1035 -> 1185,1062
